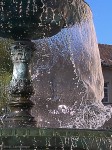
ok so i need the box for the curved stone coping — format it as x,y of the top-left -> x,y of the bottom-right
0,128 -> 111,137
0,128 -> 111,149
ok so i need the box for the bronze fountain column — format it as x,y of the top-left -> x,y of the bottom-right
4,41 -> 36,127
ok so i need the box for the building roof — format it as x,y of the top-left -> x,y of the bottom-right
98,44 -> 112,67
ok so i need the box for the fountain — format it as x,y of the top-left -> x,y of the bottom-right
0,0 -> 112,149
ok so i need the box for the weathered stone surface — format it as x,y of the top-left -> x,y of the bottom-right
0,128 -> 111,150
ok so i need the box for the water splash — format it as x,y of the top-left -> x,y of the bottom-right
30,1 -> 112,129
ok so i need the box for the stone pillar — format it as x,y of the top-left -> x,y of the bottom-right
4,41 -> 36,127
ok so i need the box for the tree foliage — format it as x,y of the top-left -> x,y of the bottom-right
0,38 -> 13,114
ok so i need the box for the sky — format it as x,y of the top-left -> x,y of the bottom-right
85,0 -> 112,45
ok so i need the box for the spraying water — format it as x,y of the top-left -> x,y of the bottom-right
31,0 -> 112,129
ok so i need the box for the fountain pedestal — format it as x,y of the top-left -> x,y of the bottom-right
3,41 -> 36,127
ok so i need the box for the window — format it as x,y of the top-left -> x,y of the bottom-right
102,82 -> 109,103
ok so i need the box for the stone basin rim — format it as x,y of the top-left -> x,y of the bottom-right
0,128 -> 112,137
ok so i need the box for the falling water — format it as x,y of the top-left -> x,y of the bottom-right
31,0 -> 112,129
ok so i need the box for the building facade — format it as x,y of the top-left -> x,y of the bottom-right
99,44 -> 112,105
99,44 -> 112,128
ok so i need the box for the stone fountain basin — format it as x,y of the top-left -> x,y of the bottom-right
0,0 -> 65,40
0,128 -> 112,149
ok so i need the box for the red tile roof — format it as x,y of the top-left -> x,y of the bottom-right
98,44 -> 112,67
